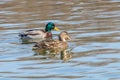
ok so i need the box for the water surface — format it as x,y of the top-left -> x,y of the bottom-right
0,0 -> 120,80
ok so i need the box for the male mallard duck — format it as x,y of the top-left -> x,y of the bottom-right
19,22 -> 60,41
32,31 -> 71,50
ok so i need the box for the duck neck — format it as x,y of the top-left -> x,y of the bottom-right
59,35 -> 66,42
45,29 -> 51,32
46,32 -> 52,38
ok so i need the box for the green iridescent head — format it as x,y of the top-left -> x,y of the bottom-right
45,22 -> 59,32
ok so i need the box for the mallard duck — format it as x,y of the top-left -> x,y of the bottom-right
19,22 -> 60,41
32,31 -> 71,50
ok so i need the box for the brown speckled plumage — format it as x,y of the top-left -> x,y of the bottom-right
33,31 -> 71,50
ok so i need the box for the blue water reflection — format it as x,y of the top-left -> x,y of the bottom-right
0,0 -> 120,80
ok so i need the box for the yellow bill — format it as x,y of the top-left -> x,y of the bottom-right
54,27 -> 60,31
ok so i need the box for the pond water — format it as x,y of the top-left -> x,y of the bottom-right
0,0 -> 120,80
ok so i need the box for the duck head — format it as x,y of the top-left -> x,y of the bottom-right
45,22 -> 60,32
59,31 -> 71,42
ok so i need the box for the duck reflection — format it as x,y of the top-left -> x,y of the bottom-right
60,49 -> 72,62
33,49 -> 72,62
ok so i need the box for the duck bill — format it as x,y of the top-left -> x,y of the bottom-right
65,36 -> 71,41
67,36 -> 71,40
54,27 -> 60,31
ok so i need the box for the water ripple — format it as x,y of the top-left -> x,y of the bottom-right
0,0 -> 120,80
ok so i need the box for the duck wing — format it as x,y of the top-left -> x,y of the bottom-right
19,29 -> 46,39
33,39 -> 68,50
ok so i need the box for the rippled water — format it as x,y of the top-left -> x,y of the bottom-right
0,0 -> 120,80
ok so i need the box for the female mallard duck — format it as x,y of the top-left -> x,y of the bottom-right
19,22 -> 60,42
32,31 -> 71,50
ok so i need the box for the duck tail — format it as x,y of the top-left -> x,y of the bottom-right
19,33 -> 27,39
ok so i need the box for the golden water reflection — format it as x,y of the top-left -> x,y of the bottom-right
33,49 -> 72,62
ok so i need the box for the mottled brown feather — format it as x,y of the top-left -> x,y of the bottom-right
33,31 -> 70,50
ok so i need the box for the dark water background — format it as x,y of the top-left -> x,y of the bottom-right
0,0 -> 120,80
